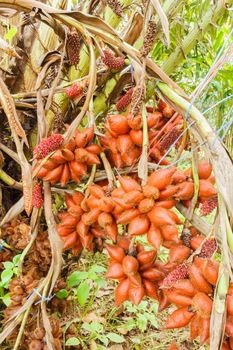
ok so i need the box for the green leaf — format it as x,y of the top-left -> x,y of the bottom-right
67,271 -> 88,287
89,265 -> 106,273
13,254 -> 21,266
106,333 -> 125,343
2,261 -> 14,270
97,335 -> 109,346
1,269 -> 13,285
56,289 -> 68,299
4,27 -> 17,42
2,293 -> 11,306
65,337 -> 80,346
76,281 -> 90,306
13,267 -> 18,275
88,271 -> 98,280
82,321 -> 103,333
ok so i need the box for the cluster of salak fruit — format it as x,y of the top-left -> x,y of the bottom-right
30,98 -> 220,348
99,101 -> 183,168
33,127 -> 101,186
57,162 -> 217,253
55,161 -> 221,348
167,277 -> 233,350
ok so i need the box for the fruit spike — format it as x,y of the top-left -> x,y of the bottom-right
141,19 -> 157,57
33,134 -> 64,159
32,183 -> 43,208
200,196 -> 218,216
102,50 -> 125,70
66,30 -> 81,66
116,88 -> 134,111
198,239 -> 217,258
161,263 -> 189,288
106,0 -> 123,16
66,83 -> 84,99
159,126 -> 182,151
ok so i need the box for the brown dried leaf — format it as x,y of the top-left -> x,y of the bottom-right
0,77 -> 28,146
150,0 -> 170,47
0,197 -> 24,227
82,312 -> 106,324
109,346 -> 124,350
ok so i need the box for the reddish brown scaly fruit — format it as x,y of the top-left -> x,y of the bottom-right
222,341 -> 230,350
169,245 -> 191,264
190,235 -> 205,250
122,256 -> 139,275
172,170 -> 187,184
190,314 -> 200,340
147,225 -> 163,250
199,179 -> 217,197
192,292 -> 213,318
66,83 -> 84,99
116,88 -> 134,111
106,244 -> 125,263
33,134 -> 64,159
148,207 -> 176,227
128,215 -> 150,236
198,238 -> 217,258
201,196 -> 218,216
158,290 -> 170,311
160,225 -> 179,242
148,167 -> 176,190
143,279 -> 158,300
154,200 -> 176,209
229,337 -> 233,350
202,259 -> 219,285
115,278 -> 130,306
164,306 -> 194,329
128,271 -> 142,287
227,294 -> 233,316
138,197 -> 155,213
173,182 -> 194,200
142,184 -> 160,199
129,285 -> 145,305
161,263 -> 189,288
117,176 -> 141,193
173,279 -> 196,297
226,316 -> 233,337
141,267 -> 165,281
108,114 -> 130,135
117,208 -> 141,224
166,290 -> 192,307
198,161 -> 212,179
102,50 -> 125,70
188,264 -> 212,294
137,250 -> 156,265
106,262 -> 125,279
130,129 -> 143,146
123,190 -> 144,206
127,114 -> 142,130
199,317 -> 210,344
32,183 -> 43,208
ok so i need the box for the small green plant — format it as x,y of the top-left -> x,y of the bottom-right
81,321 -> 125,347
0,254 -> 21,306
123,300 -> 159,333
56,264 -> 107,306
